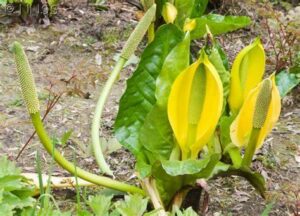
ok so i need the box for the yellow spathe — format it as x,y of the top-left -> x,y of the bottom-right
162,2 -> 177,24
184,19 -> 197,32
228,38 -> 265,114
230,74 -> 281,150
168,53 -> 223,159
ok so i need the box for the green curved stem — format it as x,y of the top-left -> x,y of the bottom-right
91,4 -> 156,175
91,58 -> 126,175
31,112 -> 145,195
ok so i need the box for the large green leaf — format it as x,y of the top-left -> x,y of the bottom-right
139,108 -> 173,160
275,70 -> 300,98
175,0 -> 209,27
154,0 -> 167,19
153,153 -> 220,206
207,43 -> 230,111
152,162 -> 183,205
185,153 -> 221,181
191,0 -> 208,18
219,116 -> 234,149
155,32 -> 191,106
219,116 -> 242,168
161,157 -> 211,176
115,24 -> 183,155
139,32 -> 190,161
175,0 -> 195,27
191,14 -> 251,39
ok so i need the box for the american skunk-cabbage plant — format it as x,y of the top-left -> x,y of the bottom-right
12,4 -> 281,214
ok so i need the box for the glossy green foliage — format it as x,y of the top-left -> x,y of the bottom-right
191,0 -> 209,18
154,0 -> 166,19
152,162 -> 183,205
206,40 -> 231,112
87,194 -> 113,216
175,0 -> 208,27
152,153 -> 220,205
0,156 -> 35,215
275,70 -> 300,97
139,32 -> 191,161
115,194 -> 149,216
191,14 -> 251,39
161,155 -> 213,176
114,24 -> 184,156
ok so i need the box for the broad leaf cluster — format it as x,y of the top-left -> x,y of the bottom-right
0,156 -> 35,215
115,21 -> 281,207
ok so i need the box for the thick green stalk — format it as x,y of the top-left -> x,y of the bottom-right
242,79 -> 272,167
12,41 -> 144,195
91,4 -> 156,175
228,147 -> 242,168
31,112 -> 145,195
91,59 -> 126,176
120,4 -> 156,59
242,128 -> 260,167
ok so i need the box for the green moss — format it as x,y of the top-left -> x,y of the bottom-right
102,27 -> 120,45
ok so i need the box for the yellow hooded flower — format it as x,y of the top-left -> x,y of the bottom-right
230,74 -> 281,151
183,19 -> 197,32
228,38 -> 265,114
168,53 -> 223,160
162,2 -> 177,24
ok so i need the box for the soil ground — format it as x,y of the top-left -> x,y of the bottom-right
0,0 -> 299,215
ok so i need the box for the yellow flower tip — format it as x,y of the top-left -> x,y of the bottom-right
228,38 -> 266,114
162,2 -> 177,24
230,75 -> 281,150
183,18 -> 197,32
168,53 -> 223,159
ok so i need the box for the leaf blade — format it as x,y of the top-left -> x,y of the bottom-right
114,24 -> 183,155
191,14 -> 251,39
